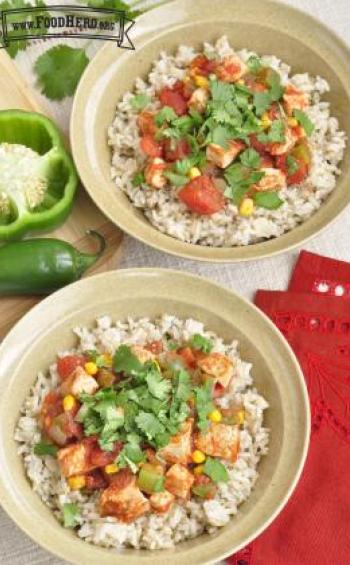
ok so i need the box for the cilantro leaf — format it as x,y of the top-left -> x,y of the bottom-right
113,345 -> 143,375
211,125 -> 234,148
224,183 -> 250,204
155,106 -> 177,126
254,191 -> 284,210
240,148 -> 261,169
117,442 -> 145,471
293,109 -> 315,137
247,55 -> 263,74
130,93 -> 151,112
135,411 -> 165,440
194,381 -> 215,431
266,70 -> 284,102
34,441 -> 58,457
34,46 -> 89,101
173,370 -> 192,402
174,157 -> 198,176
86,0 -> 140,20
164,171 -> 188,187
286,155 -> 299,175
203,457 -> 229,483
253,91 -> 272,117
146,370 -> 171,401
132,171 -> 145,187
63,503 -> 80,528
209,79 -> 233,102
258,119 -> 286,143
189,334 -> 213,354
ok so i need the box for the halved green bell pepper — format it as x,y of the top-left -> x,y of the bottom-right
0,110 -> 78,241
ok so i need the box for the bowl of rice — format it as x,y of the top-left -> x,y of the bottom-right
0,269 -> 309,563
71,0 -> 350,262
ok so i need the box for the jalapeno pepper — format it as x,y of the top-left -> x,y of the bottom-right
0,110 -> 78,241
0,230 -> 105,295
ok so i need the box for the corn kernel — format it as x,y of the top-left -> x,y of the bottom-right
261,112 -> 271,129
101,353 -> 113,367
194,75 -> 209,88
287,117 -> 298,127
183,75 -> 191,84
84,361 -> 98,375
192,450 -> 206,464
208,409 -> 222,423
63,394 -> 76,412
193,464 -> 205,475
104,463 -> 119,474
236,79 -> 245,85
234,409 -> 246,425
239,198 -> 255,218
68,475 -> 86,490
189,167 -> 201,180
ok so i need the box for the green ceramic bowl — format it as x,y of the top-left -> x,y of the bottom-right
71,0 -> 350,262
0,269 -> 309,563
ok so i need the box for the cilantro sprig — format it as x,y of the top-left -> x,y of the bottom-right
63,503 -> 80,528
204,457 -> 229,483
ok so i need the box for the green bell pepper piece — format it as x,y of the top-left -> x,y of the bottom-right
137,464 -> 165,494
0,110 -> 78,241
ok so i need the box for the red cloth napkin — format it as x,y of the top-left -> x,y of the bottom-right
230,251 -> 350,565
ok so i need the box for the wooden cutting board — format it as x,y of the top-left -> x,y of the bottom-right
0,50 -> 124,339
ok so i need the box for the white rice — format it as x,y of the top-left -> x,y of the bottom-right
108,35 -> 347,247
15,314 -> 269,550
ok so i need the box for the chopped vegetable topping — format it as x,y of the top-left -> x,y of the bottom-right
203,456 -> 229,483
63,502 -> 80,528
188,333 -> 213,353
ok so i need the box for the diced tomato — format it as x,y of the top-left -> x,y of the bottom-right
213,382 -> 225,398
137,111 -> 157,136
146,340 -> 163,355
88,440 -> 124,467
163,138 -> 191,162
178,175 -> 225,215
177,347 -> 197,369
140,135 -> 163,158
189,54 -> 216,77
287,162 -> 308,185
244,75 -> 268,93
159,86 -> 188,116
261,154 -> 275,168
63,412 -> 83,440
41,391 -> 63,430
57,355 -> 86,381
85,470 -> 108,490
276,154 -> 309,186
276,141 -> 310,186
249,134 -> 268,154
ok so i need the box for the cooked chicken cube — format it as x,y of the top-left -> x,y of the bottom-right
144,158 -> 167,189
100,478 -> 150,523
215,55 -> 247,83
269,127 -> 298,156
58,442 -> 96,478
165,464 -> 194,499
197,352 -> 234,388
206,140 -> 244,169
149,490 -> 175,514
188,87 -> 209,113
254,167 -> 286,192
60,366 -> 99,397
195,423 -> 240,463
283,84 -> 309,116
158,419 -> 193,465
131,345 -> 156,364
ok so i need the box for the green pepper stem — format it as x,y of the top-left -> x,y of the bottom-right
75,230 -> 106,278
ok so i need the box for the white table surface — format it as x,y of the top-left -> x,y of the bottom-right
1,0 -> 350,562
